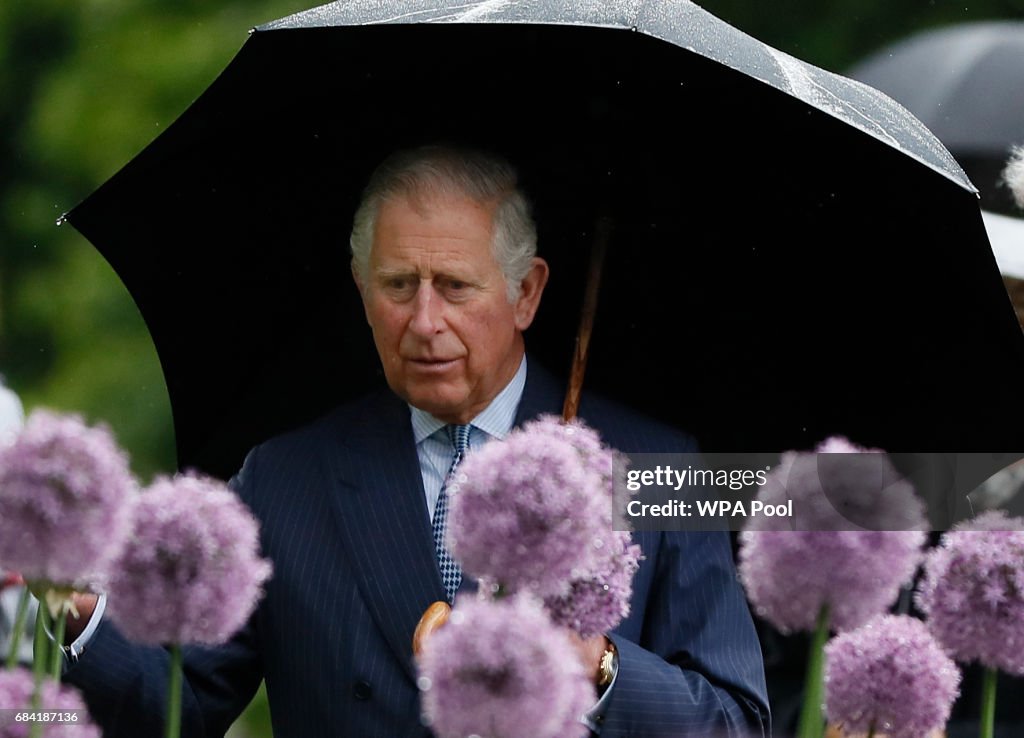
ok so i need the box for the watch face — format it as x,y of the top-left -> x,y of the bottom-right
598,648 -> 616,687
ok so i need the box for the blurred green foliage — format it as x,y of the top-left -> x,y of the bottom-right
1,1 -> 1021,735
0,0 -> 309,480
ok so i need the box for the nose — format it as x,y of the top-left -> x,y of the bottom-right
408,281 -> 445,337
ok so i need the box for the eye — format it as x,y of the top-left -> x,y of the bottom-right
381,276 -> 416,299
440,278 -> 472,299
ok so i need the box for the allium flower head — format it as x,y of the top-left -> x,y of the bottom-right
916,510 -> 1024,674
544,530 -> 642,638
106,472 -> 272,645
0,410 -> 135,586
825,615 -> 960,738
519,415 -> 618,490
418,594 -> 593,738
752,436 -> 927,532
739,437 -> 926,633
0,667 -> 101,737
448,416 -> 614,597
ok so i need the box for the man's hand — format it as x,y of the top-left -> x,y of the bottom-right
21,577 -> 98,646
63,592 -> 99,644
567,631 -> 610,684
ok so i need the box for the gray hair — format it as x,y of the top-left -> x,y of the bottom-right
349,146 -> 537,302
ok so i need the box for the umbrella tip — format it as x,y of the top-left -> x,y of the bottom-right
55,212 -> 68,227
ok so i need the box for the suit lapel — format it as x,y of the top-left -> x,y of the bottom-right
322,392 -> 446,682
320,361 -> 565,683
515,359 -> 565,426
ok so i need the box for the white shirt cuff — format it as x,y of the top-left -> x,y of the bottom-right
67,593 -> 106,662
44,594 -> 106,665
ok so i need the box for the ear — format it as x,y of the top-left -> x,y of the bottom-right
512,257 -> 550,331
352,260 -> 364,295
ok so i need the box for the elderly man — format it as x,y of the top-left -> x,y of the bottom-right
63,146 -> 769,737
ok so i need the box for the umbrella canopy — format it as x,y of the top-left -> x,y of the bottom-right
66,0 -> 1024,480
849,21 -> 1024,213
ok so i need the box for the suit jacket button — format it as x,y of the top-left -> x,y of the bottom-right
353,681 -> 373,700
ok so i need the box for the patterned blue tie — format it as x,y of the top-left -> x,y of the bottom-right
433,424 -> 470,603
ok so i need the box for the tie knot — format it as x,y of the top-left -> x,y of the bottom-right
446,424 -> 472,456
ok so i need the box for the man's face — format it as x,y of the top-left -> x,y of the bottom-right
355,191 -> 548,424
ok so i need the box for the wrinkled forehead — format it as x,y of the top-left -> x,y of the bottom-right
373,189 -> 500,246
373,191 -> 498,255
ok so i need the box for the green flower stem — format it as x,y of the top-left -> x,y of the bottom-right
166,644 -> 182,738
796,603 -> 829,738
31,605 -> 49,682
49,609 -> 67,680
980,666 -> 997,738
5,587 -> 31,669
29,608 -> 49,738
867,723 -> 876,738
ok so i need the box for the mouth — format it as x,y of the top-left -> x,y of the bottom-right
406,357 -> 460,371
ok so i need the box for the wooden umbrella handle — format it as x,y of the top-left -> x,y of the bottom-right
412,600 -> 452,656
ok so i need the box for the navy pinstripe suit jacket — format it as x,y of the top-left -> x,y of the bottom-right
65,362 -> 770,737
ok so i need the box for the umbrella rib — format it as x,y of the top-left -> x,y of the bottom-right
374,2 -> 486,24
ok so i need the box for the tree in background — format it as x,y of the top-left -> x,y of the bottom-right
1,0 -> 308,479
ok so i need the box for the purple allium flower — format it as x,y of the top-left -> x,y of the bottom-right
519,415 -> 618,488
916,510 -> 1024,674
739,530 -> 924,633
0,410 -> 135,587
106,472 -> 272,646
0,667 -> 101,737
752,436 -> 928,533
544,530 -> 642,638
448,416 -> 613,598
738,437 -> 927,633
825,615 -> 960,738
418,594 -> 594,738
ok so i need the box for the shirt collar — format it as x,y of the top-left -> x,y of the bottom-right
409,355 -> 527,444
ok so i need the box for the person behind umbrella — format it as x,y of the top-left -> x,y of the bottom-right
59,146 -> 770,737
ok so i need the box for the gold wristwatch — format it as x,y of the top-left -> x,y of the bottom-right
597,643 -> 617,688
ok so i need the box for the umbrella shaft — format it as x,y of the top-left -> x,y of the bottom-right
563,216 -> 611,421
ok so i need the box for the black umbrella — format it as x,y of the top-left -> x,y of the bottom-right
849,21 -> 1024,213
65,0 -> 1024,481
